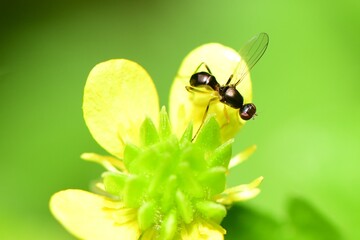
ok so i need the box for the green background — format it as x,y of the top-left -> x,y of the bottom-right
1,0 -> 359,239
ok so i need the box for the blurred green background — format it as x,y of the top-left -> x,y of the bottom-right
1,0 -> 359,239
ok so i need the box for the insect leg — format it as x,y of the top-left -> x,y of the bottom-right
185,85 -> 212,94
193,62 -> 213,75
225,74 -> 233,85
177,62 -> 213,79
220,105 -> 231,129
192,97 -> 218,141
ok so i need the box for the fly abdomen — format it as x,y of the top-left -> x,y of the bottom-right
190,72 -> 220,91
219,86 -> 244,109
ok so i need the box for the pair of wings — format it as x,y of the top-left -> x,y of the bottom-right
186,32 -> 269,95
193,32 -> 269,87
232,32 -> 269,87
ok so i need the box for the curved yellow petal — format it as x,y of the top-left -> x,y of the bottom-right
84,59 -> 159,158
81,152 -> 126,172
50,189 -> 140,240
215,176 -> 264,205
228,145 -> 257,169
169,43 -> 252,142
181,219 -> 225,240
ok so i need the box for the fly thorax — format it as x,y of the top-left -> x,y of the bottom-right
220,86 -> 244,109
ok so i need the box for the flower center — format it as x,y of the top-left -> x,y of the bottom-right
103,107 -> 233,239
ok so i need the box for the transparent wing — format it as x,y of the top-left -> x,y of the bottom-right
233,32 -> 269,86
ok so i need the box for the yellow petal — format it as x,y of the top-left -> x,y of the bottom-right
181,219 -> 225,240
81,152 -> 126,172
215,176 -> 264,205
83,59 -> 159,158
169,43 -> 252,142
228,145 -> 257,169
50,189 -> 140,240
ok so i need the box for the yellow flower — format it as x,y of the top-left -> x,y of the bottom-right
50,43 -> 263,240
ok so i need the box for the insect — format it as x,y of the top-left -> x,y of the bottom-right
186,33 -> 269,134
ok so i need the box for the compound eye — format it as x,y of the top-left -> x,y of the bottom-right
240,103 -> 256,120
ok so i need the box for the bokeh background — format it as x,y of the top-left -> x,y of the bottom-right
1,0 -> 359,239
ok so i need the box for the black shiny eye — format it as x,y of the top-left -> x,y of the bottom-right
240,103 -> 256,120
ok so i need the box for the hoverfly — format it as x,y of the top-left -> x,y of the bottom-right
185,33 -> 269,138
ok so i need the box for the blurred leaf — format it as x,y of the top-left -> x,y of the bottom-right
282,198 -> 343,240
222,204 -> 280,240
222,198 -> 343,240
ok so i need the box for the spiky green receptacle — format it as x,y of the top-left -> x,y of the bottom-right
103,107 -> 233,239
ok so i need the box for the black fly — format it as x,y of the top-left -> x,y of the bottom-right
186,33 -> 269,139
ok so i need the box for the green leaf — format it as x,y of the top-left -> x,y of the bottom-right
175,189 -> 194,224
194,117 -> 221,154
140,117 -> 159,147
208,139 -> 233,168
177,162 -> 204,198
123,143 -> 141,168
179,122 -> 193,148
123,175 -> 147,208
196,200 -> 227,223
159,106 -> 172,140
285,198 -> 343,240
102,172 -> 127,196
222,204 -> 280,240
127,148 -> 158,175
179,145 -> 206,172
138,201 -> 157,230
198,166 -> 226,196
147,156 -> 174,196
159,210 -> 178,240
160,175 -> 178,212
222,198 -> 344,240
